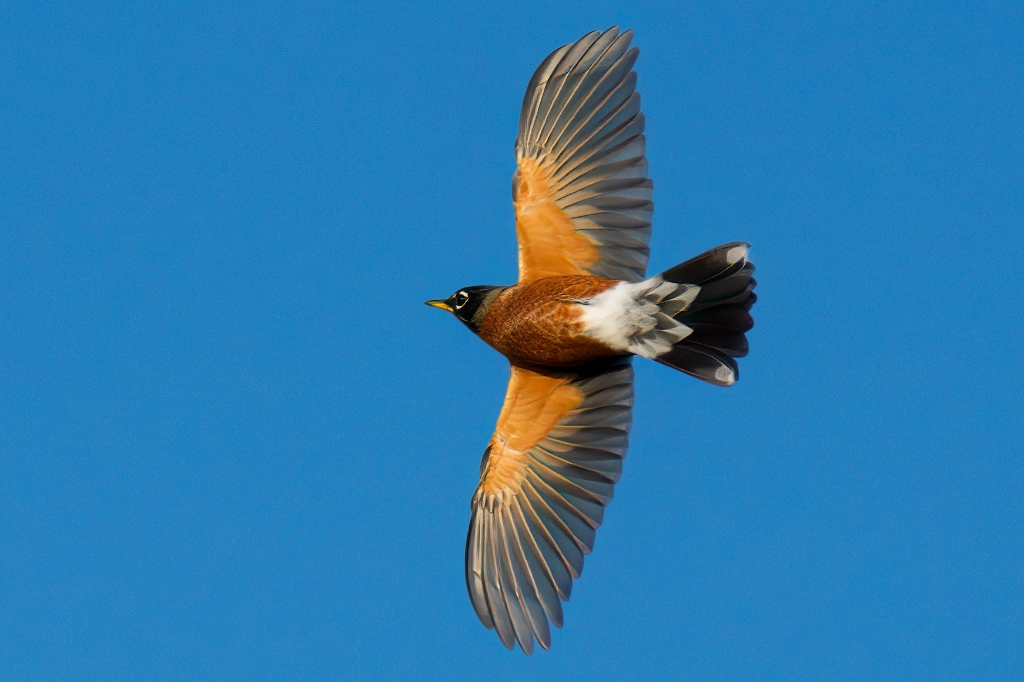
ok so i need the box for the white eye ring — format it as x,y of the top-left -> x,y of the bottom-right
454,292 -> 469,309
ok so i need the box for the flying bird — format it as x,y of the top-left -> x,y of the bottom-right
426,27 -> 757,653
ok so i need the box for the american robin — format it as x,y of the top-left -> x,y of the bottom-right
427,27 -> 756,654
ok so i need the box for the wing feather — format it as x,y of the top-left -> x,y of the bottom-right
513,28 -> 652,283
509,497 -> 563,628
516,487 -> 574,600
520,474 -> 586,576
494,512 -> 536,654
465,508 -> 493,629
465,359 -> 633,653
503,505 -> 553,647
540,33 -> 632,153
519,45 -> 574,146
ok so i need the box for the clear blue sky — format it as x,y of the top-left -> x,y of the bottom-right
2,2 -> 1021,680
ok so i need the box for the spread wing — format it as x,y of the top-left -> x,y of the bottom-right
466,358 -> 633,653
513,27 -> 653,284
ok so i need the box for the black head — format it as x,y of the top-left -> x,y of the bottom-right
425,285 -> 505,332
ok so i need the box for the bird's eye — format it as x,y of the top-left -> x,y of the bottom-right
454,291 -> 470,309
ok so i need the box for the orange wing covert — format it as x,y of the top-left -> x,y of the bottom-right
466,359 -> 634,653
513,27 -> 653,284
478,367 -> 585,494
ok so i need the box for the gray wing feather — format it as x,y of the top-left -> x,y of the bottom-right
503,505 -> 553,644
466,512 -> 493,629
465,358 -> 633,653
509,498 -> 564,627
519,45 -> 575,146
494,515 -> 536,654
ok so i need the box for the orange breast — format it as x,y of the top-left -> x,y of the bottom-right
478,276 -> 622,367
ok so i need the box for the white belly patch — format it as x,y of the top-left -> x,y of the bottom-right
577,277 -> 701,359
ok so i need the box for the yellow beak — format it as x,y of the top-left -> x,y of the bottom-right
425,299 -> 453,312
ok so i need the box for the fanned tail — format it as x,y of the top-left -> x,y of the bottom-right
654,242 -> 756,387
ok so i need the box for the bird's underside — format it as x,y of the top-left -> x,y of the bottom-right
426,27 -> 757,654
477,275 -> 620,367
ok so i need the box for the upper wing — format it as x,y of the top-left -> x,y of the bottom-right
513,27 -> 653,283
466,358 -> 633,653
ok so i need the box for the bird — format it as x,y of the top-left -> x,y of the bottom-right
426,27 -> 757,654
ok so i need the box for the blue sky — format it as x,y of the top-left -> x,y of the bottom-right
1,1 -> 1021,680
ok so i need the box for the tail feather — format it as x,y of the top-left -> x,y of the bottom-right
689,267 -> 754,310
661,242 -> 750,285
681,304 -> 754,333
658,344 -> 739,387
655,243 -> 757,387
685,330 -> 749,357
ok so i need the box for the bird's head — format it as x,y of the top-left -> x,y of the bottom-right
426,286 -> 505,333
